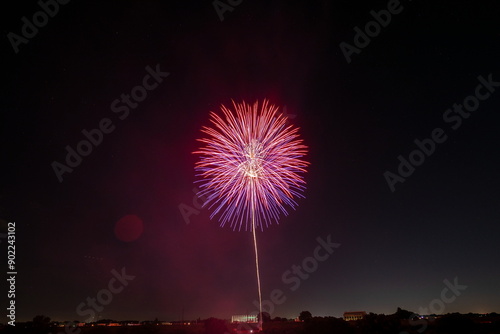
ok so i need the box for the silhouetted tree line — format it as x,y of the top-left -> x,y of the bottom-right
301,308 -> 500,334
263,308 -> 500,334
2,311 -> 499,334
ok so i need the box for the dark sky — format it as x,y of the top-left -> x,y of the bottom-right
2,0 -> 500,323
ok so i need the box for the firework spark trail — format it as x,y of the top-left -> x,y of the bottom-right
251,189 -> 263,330
194,100 -> 308,331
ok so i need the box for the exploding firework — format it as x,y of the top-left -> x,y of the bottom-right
194,100 -> 309,231
194,100 -> 308,331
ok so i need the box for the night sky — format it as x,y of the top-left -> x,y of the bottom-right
2,0 -> 500,323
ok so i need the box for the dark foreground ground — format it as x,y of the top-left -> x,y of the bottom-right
2,314 -> 500,334
2,323 -> 500,334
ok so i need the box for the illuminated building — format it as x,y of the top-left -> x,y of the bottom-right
343,311 -> 367,321
231,315 -> 258,323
